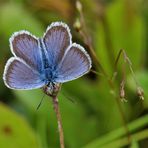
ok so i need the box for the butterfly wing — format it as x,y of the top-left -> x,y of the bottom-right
54,43 -> 92,83
10,31 -> 43,72
3,57 -> 45,89
43,22 -> 71,66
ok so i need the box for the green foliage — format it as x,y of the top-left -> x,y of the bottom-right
84,115 -> 148,148
0,2 -> 44,38
0,103 -> 40,148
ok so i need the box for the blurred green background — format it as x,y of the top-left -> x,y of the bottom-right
0,0 -> 148,148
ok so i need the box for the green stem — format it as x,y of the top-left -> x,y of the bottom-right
84,115 -> 148,148
101,129 -> 148,148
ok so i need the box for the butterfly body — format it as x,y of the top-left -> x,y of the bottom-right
39,39 -> 59,86
3,22 -> 92,96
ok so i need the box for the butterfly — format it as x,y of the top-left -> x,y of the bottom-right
3,22 -> 92,96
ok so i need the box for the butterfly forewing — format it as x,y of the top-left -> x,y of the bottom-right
10,31 -> 43,72
43,22 -> 71,66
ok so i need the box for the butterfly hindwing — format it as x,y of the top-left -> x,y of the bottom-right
55,43 -> 92,83
3,57 -> 45,89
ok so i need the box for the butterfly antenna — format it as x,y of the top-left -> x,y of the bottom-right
36,94 -> 46,110
61,90 -> 76,104
90,69 -> 104,77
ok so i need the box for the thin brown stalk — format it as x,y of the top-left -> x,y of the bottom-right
113,49 -> 139,86
52,96 -> 64,148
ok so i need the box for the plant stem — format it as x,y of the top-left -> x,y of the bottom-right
52,96 -> 65,148
75,1 -> 131,145
115,96 -> 131,143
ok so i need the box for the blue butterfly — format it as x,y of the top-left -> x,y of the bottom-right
3,22 -> 92,96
